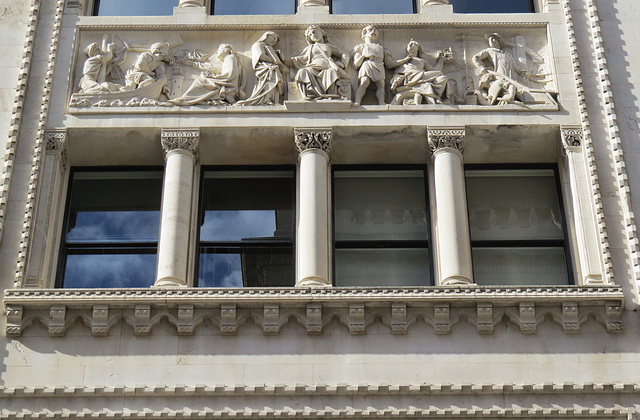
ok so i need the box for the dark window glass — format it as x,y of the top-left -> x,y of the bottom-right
465,167 -> 571,286
450,0 -> 534,13
93,0 -> 178,16
59,171 -> 162,288
332,0 -> 415,14
198,170 -> 295,287
333,168 -> 432,286
213,0 -> 295,15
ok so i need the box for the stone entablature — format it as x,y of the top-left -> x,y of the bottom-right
4,286 -> 624,337
67,24 -> 557,110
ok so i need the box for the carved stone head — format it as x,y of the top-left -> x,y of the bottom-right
361,25 -> 379,42
305,25 -> 328,45
485,33 -> 504,49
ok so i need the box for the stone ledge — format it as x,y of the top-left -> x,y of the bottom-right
3,286 -> 624,337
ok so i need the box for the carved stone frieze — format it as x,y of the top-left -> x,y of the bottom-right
294,129 -> 332,156
428,128 -> 465,154
161,128 -> 200,157
3,286 -> 624,337
561,126 -> 584,152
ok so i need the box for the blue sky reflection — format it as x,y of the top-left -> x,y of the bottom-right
332,0 -> 414,14
63,253 -> 156,288
96,0 -> 177,16
199,253 -> 243,287
67,211 -> 160,243
200,210 -> 277,241
214,0 -> 294,15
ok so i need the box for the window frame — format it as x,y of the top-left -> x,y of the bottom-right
55,166 -> 164,288
331,164 -> 434,287
464,163 -> 574,286
329,0 -> 416,15
195,165 -> 297,288
92,0 -> 180,16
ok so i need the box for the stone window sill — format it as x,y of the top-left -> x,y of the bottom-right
3,285 -> 624,337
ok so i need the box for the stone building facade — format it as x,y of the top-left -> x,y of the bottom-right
0,0 -> 639,418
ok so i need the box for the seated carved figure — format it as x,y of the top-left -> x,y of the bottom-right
125,42 -> 173,96
170,44 -> 244,106
290,25 -> 350,101
388,39 -> 451,105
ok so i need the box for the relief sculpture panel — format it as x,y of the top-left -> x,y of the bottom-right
68,26 -> 557,110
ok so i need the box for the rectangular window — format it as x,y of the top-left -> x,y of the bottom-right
331,0 -> 415,14
57,170 -> 163,288
465,166 -> 571,286
212,0 -> 296,15
197,168 -> 295,287
450,0 -> 534,13
333,167 -> 432,286
93,0 -> 178,16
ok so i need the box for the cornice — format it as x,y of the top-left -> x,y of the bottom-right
3,286 -> 624,337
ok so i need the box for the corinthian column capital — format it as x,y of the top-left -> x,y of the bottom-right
294,128 -> 332,157
161,128 -> 200,158
428,127 -> 465,155
561,126 -> 583,153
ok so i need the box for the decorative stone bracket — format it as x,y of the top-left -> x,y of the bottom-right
4,286 -> 624,337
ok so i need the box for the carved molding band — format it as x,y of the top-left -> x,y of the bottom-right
0,383 -> 637,419
161,129 -> 200,156
294,129 -> 332,156
561,126 -> 584,152
4,286 -> 624,337
428,128 -> 465,154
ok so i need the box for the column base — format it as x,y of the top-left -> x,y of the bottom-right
153,277 -> 188,288
296,277 -> 331,287
441,276 -> 474,286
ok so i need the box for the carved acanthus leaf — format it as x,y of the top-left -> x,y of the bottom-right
561,127 -> 583,151
427,128 -> 465,154
44,130 -> 67,151
294,129 -> 332,155
161,129 -> 200,156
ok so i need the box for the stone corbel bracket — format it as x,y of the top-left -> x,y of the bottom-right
3,286 -> 624,337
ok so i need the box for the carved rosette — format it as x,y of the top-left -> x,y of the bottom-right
294,129 -> 332,157
561,126 -> 583,152
427,128 -> 465,155
161,129 -> 200,159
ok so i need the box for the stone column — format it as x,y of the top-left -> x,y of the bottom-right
428,127 -> 473,285
561,127 -> 606,285
155,129 -> 199,288
295,129 -> 332,287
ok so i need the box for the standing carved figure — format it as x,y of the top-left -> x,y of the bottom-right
79,41 -> 120,93
170,44 -> 243,106
290,25 -> 350,100
238,31 -> 286,106
353,25 -> 392,106
472,33 -> 527,82
388,39 -> 450,105
125,42 -> 174,96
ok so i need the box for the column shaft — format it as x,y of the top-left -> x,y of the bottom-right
429,128 -> 473,285
295,129 -> 332,287
155,130 -> 199,288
